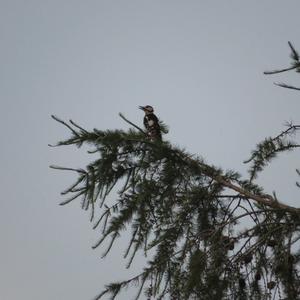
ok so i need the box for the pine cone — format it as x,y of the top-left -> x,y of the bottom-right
267,240 -> 277,247
255,272 -> 261,281
239,278 -> 246,289
267,281 -> 276,290
243,253 -> 253,264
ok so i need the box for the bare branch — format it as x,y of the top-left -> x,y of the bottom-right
274,82 -> 300,91
119,113 -> 146,135
288,41 -> 299,61
264,65 -> 298,75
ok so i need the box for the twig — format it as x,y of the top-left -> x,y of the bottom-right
49,165 -> 86,173
51,115 -> 79,136
263,65 -> 298,75
119,113 -> 146,135
274,82 -> 300,91
69,119 -> 89,133
288,41 -> 299,61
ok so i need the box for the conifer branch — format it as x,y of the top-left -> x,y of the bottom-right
264,41 -> 300,91
50,41 -> 300,300
51,103 -> 300,298
244,122 -> 300,183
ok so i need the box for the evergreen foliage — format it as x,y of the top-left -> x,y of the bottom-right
50,43 -> 300,300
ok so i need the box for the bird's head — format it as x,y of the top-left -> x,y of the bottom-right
139,105 -> 154,114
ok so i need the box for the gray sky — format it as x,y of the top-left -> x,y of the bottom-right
0,1 -> 300,299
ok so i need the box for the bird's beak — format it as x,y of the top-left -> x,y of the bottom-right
139,106 -> 145,111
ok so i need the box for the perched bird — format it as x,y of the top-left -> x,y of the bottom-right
139,105 -> 162,140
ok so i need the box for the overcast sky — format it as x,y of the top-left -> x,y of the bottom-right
1,1 -> 300,299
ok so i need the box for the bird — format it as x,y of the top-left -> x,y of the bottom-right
139,105 -> 162,141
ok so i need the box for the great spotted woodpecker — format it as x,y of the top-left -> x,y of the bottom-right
139,105 -> 162,140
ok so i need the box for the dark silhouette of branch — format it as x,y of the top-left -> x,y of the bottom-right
264,41 -> 300,91
119,112 -> 146,134
274,82 -> 300,91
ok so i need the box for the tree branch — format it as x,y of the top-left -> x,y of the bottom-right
119,113 -> 146,135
